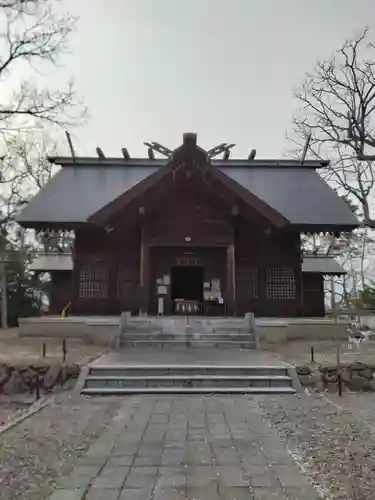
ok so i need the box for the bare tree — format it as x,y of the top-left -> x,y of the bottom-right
0,132 -> 58,223
291,28 -> 375,229
0,0 -> 85,224
0,0 -> 86,133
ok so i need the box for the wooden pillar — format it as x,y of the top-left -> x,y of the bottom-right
139,225 -> 149,315
108,260 -> 118,314
70,242 -> 80,314
226,244 -> 236,316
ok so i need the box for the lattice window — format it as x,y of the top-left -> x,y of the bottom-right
242,267 -> 259,299
269,267 -> 296,300
79,264 -> 109,298
266,267 -> 296,300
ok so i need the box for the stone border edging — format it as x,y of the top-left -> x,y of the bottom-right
73,364 -> 90,395
0,354 -> 99,437
286,366 -> 303,393
72,353 -> 109,395
0,394 -> 52,437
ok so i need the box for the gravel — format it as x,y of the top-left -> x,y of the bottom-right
0,392 -> 122,500
256,393 -> 375,500
0,403 -> 31,427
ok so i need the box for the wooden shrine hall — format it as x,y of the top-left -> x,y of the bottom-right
18,133 -> 358,318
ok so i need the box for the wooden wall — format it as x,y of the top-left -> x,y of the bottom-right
302,273 -> 325,317
49,271 -> 72,314
235,217 -> 302,317
69,179 -> 308,317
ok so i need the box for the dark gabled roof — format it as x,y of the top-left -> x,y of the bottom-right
16,163 -> 160,226
16,148 -> 358,230
220,167 -> 358,228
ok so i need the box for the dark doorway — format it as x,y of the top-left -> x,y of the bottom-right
171,266 -> 204,304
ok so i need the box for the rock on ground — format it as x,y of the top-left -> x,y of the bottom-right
0,393 -> 122,500
256,393 -> 375,500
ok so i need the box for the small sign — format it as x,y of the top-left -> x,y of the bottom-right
158,297 -> 164,315
203,281 -> 210,289
157,285 -> 167,295
163,275 -> 170,285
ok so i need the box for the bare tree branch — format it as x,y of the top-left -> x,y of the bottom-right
0,0 -> 86,131
291,28 -> 375,229
0,0 -> 86,235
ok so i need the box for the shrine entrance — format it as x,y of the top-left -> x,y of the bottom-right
150,247 -> 227,316
171,266 -> 204,314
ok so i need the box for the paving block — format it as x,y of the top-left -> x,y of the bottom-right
56,475 -> 92,490
85,489 -> 120,500
219,486 -> 255,500
47,490 -> 85,500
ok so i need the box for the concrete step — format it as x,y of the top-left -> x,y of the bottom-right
120,340 -> 256,349
121,332 -> 253,341
83,364 -> 294,395
84,374 -> 293,389
89,365 -> 289,378
81,386 -> 296,395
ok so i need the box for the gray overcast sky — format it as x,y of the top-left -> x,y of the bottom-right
59,0 -> 375,158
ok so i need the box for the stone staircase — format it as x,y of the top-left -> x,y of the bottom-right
118,315 -> 257,349
81,365 -> 295,395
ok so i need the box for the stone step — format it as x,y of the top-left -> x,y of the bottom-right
121,332 -> 253,341
89,365 -> 289,378
84,374 -> 293,389
81,386 -> 296,395
120,340 -> 256,349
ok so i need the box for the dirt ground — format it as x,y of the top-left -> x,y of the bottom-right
0,329 -> 109,427
0,328 -> 109,365
265,338 -> 375,366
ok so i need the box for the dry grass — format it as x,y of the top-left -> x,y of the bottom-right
266,339 -> 375,366
0,328 -> 109,365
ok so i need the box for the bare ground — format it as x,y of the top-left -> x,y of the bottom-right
0,329 -> 109,428
264,339 -> 375,366
0,392 -> 123,500
0,328 -> 109,365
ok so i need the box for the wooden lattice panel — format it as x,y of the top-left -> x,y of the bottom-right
117,280 -> 139,299
116,264 -> 139,299
238,267 -> 259,299
266,267 -> 296,300
79,264 -> 109,298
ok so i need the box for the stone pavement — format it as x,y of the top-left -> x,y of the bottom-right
91,348 -> 286,366
47,396 -> 320,500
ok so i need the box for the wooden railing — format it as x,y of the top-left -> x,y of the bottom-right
174,300 -> 202,315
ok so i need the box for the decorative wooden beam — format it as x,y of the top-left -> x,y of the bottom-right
65,131 -> 76,161
96,147 -> 105,159
208,143 -> 235,159
121,148 -> 130,160
144,142 -> 172,158
248,149 -> 257,160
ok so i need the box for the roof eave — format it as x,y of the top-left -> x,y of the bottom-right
47,156 -> 329,169
285,222 -> 359,232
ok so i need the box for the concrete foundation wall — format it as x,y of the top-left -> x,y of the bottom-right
260,323 -> 350,343
19,316 -> 351,346
18,317 -> 119,345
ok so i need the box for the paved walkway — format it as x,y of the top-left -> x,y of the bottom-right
47,396 -> 319,500
92,349 -> 287,366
